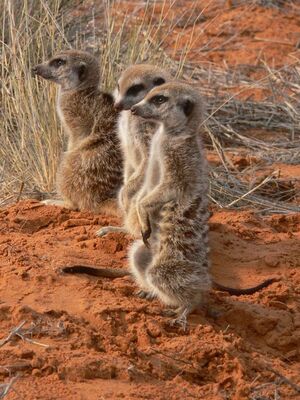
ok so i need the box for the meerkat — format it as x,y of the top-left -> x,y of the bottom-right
62,81 -> 278,311
127,81 -> 279,327
96,64 -> 172,237
32,50 -> 122,215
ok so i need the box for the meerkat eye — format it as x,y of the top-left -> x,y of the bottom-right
126,84 -> 145,97
150,95 -> 168,106
153,77 -> 165,86
50,58 -> 66,68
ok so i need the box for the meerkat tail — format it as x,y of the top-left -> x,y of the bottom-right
61,265 -> 130,278
212,278 -> 279,296
61,266 -> 278,295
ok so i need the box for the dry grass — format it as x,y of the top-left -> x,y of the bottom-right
0,0 -> 195,205
0,0 -> 66,205
1,0 -> 299,213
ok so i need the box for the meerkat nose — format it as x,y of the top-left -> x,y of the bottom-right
114,102 -> 123,111
31,66 -> 39,75
131,106 -> 138,115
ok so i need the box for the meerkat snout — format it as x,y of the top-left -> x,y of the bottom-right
31,66 -> 38,75
32,63 -> 54,80
130,105 -> 138,115
114,100 -> 124,111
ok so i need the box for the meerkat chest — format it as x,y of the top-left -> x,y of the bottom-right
118,112 -> 144,167
118,112 -> 135,155
144,127 -> 164,192
56,90 -> 75,150
56,91 -> 67,129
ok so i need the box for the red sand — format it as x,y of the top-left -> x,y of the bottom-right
0,200 -> 299,399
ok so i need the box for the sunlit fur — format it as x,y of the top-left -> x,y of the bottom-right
96,64 -> 171,236
33,50 -> 123,214
130,82 -> 211,327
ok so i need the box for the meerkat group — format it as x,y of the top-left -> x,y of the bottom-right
34,49 -> 277,328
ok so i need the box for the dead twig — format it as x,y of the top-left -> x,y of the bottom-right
0,375 -> 20,399
150,347 -> 194,367
225,174 -> 275,207
268,366 -> 300,394
0,321 -> 26,348
0,321 -> 50,349
16,181 -> 24,203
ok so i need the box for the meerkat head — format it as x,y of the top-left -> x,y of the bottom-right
32,50 -> 100,91
131,82 -> 204,132
114,64 -> 171,111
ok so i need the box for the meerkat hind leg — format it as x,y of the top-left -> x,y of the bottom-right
96,226 -> 127,237
130,240 -> 155,300
169,305 -> 193,331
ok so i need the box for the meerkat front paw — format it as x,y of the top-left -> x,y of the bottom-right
167,306 -> 192,332
137,203 -> 151,239
96,226 -> 127,237
41,199 -> 77,210
141,214 -> 151,248
118,186 -> 128,210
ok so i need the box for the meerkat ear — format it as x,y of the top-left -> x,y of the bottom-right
76,62 -> 87,81
181,98 -> 194,117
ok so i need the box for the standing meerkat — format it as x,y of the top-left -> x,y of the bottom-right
129,82 -> 277,327
96,64 -> 172,237
128,82 -> 211,327
32,50 -> 122,215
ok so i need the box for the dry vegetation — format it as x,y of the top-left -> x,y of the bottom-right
1,0 -> 299,212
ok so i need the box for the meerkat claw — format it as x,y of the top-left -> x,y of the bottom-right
161,309 -> 177,317
145,292 -> 156,300
137,289 -> 148,298
137,290 -> 155,300
170,316 -> 188,332
141,215 -> 152,247
141,232 -> 150,248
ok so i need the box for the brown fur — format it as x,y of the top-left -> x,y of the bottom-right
33,50 -> 123,215
127,82 -> 210,327
96,64 -> 171,236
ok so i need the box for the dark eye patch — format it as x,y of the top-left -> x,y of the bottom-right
126,83 -> 145,97
150,95 -> 168,105
50,58 -> 66,68
153,77 -> 165,86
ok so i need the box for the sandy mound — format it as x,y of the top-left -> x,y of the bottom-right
0,200 -> 299,399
